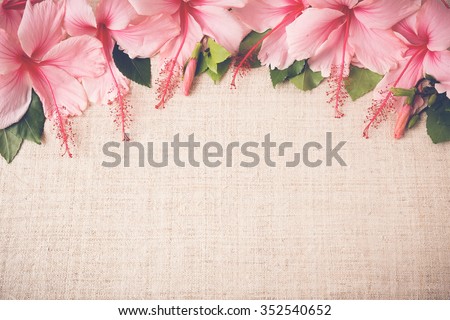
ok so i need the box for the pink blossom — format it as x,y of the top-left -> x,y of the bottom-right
129,0 -> 248,109
65,0 -> 179,141
231,0 -> 308,88
286,0 -> 421,118
0,0 -> 42,33
364,0 -> 450,139
0,0 -> 106,157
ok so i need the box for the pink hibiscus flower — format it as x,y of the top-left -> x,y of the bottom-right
364,0 -> 450,139
231,0 -> 309,88
129,0 -> 248,109
64,0 -> 179,141
286,0 -> 421,118
0,0 -> 42,33
0,0 -> 106,157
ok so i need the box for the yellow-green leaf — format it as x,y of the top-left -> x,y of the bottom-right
204,54 -> 218,73
208,38 -> 230,64
206,59 -> 231,84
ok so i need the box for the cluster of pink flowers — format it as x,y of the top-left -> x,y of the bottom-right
0,0 -> 449,157
234,0 -> 450,139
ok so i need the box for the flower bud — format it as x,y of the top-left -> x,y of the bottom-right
408,114 -> 420,129
428,93 -> 437,107
183,59 -> 197,96
183,43 -> 202,96
394,104 -> 413,140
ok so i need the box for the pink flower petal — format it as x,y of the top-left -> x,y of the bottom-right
190,5 -> 248,54
258,26 -> 294,70
423,50 -> 450,95
190,0 -> 246,7
18,0 -> 64,60
159,13 -> 203,65
82,62 -> 130,106
373,51 -> 425,101
233,0 -> 305,32
0,7 -> 22,34
393,14 -> 423,47
232,0 -> 287,32
96,0 -> 137,31
112,14 -> 180,59
0,71 -> 32,129
308,23 -> 354,77
286,8 -> 345,62
417,0 -> 450,52
128,0 -> 181,16
30,66 -> 88,119
349,20 -> 405,74
0,29 -> 22,74
64,0 -> 98,37
232,1 -> 308,70
41,35 -> 106,79
308,0 -> 359,10
354,0 -> 421,30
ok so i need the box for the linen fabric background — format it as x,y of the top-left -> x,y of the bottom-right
1,1 -> 450,299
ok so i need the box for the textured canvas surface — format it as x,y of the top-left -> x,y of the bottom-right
1,59 -> 450,299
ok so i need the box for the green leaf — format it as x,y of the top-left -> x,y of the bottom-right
206,59 -> 232,84
290,65 -> 324,91
0,91 -> 45,163
408,114 -> 420,129
345,66 -> 383,101
427,109 -> 450,144
270,68 -> 289,87
238,30 -> 269,68
286,60 -> 306,78
9,91 -> 45,144
0,129 -> 23,164
426,94 -> 450,144
112,44 -> 151,87
208,38 -> 230,64
425,74 -> 437,82
270,60 -> 306,87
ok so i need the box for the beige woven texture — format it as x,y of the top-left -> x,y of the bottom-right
1,60 -> 450,299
